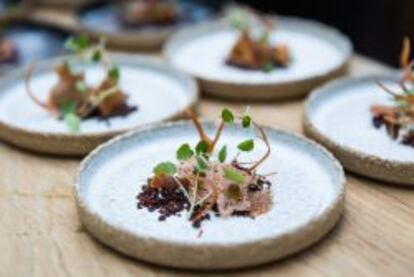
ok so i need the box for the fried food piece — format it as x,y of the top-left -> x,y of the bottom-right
226,32 -> 289,70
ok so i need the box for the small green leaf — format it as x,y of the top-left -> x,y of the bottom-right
259,32 -> 270,44
176,143 -> 194,161
153,162 -> 177,177
195,140 -> 208,155
221,108 -> 234,123
64,34 -> 89,52
223,168 -> 245,185
195,156 -> 208,172
91,49 -> 102,62
228,8 -> 248,31
237,139 -> 254,152
63,112 -> 80,133
59,100 -> 77,115
242,115 -> 251,128
263,62 -> 274,72
218,145 -> 227,163
75,80 -> 88,95
109,66 -> 120,83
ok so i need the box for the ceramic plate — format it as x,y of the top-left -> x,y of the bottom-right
164,17 -> 352,100
77,0 -> 216,50
0,54 -> 198,155
304,74 -> 414,185
75,121 -> 345,269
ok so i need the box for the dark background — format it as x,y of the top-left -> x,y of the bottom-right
4,0 -> 414,66
231,0 -> 414,67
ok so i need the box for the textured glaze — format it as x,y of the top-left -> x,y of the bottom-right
75,121 -> 345,268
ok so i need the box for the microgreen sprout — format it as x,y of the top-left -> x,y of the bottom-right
225,5 -> 290,71
139,108 -> 274,228
24,34 -> 135,133
372,37 -> 414,142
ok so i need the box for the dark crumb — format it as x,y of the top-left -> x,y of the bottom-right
192,213 -> 211,229
249,177 -> 271,192
402,131 -> 414,147
136,161 -> 273,229
372,115 -> 385,129
372,114 -> 400,139
85,104 -> 138,121
225,60 -> 287,71
107,103 -> 138,118
137,185 -> 190,221
386,122 -> 400,140
232,211 -> 255,218
372,115 -> 414,146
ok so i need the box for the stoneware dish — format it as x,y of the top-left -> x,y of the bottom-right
75,120 -> 345,269
304,74 -> 414,186
164,17 -> 352,101
0,54 -> 198,156
77,0 -> 216,50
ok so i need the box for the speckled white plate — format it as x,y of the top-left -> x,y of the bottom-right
75,121 -> 345,269
304,74 -> 414,185
164,17 -> 352,100
0,54 -> 198,155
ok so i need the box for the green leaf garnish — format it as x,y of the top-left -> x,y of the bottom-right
75,80 -> 88,95
258,32 -> 270,44
63,112 -> 80,133
228,8 -> 248,31
109,65 -> 120,83
59,101 -> 80,132
237,139 -> 254,152
153,162 -> 177,177
223,168 -> 245,185
59,100 -> 77,115
195,156 -> 208,172
195,140 -> 209,155
177,143 -> 194,161
242,115 -> 251,128
91,49 -> 102,62
221,108 -> 234,123
263,62 -> 274,72
218,145 -> 227,163
64,34 -> 89,52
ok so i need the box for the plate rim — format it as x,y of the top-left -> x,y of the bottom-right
304,73 -> 414,185
74,120 -> 346,268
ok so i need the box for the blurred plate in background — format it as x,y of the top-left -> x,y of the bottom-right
77,0 -> 217,50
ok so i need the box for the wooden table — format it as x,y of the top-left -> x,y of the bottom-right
1,55 -> 413,277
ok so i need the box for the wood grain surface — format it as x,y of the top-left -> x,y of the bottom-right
1,55 -> 413,277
